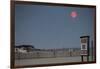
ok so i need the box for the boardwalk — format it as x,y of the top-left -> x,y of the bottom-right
15,56 -> 88,66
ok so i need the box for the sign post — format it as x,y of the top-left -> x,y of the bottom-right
80,36 -> 90,62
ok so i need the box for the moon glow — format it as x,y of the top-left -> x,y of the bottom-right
71,11 -> 77,18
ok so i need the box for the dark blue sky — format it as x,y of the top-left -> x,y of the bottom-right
15,4 -> 95,49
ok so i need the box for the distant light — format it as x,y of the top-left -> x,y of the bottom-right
70,11 -> 77,18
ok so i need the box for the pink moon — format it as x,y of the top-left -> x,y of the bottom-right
70,11 -> 77,18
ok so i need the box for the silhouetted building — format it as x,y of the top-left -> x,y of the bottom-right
15,45 -> 35,53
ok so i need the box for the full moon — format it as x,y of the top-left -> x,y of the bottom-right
70,11 -> 77,18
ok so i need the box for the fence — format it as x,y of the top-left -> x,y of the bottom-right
15,48 -> 81,59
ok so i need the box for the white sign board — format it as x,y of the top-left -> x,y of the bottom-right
80,37 -> 89,55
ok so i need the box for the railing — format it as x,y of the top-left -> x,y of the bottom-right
15,48 -> 81,59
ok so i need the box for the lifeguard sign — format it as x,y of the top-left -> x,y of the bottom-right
80,36 -> 89,56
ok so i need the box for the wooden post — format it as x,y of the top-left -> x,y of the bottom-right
81,55 -> 84,62
91,40 -> 94,61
